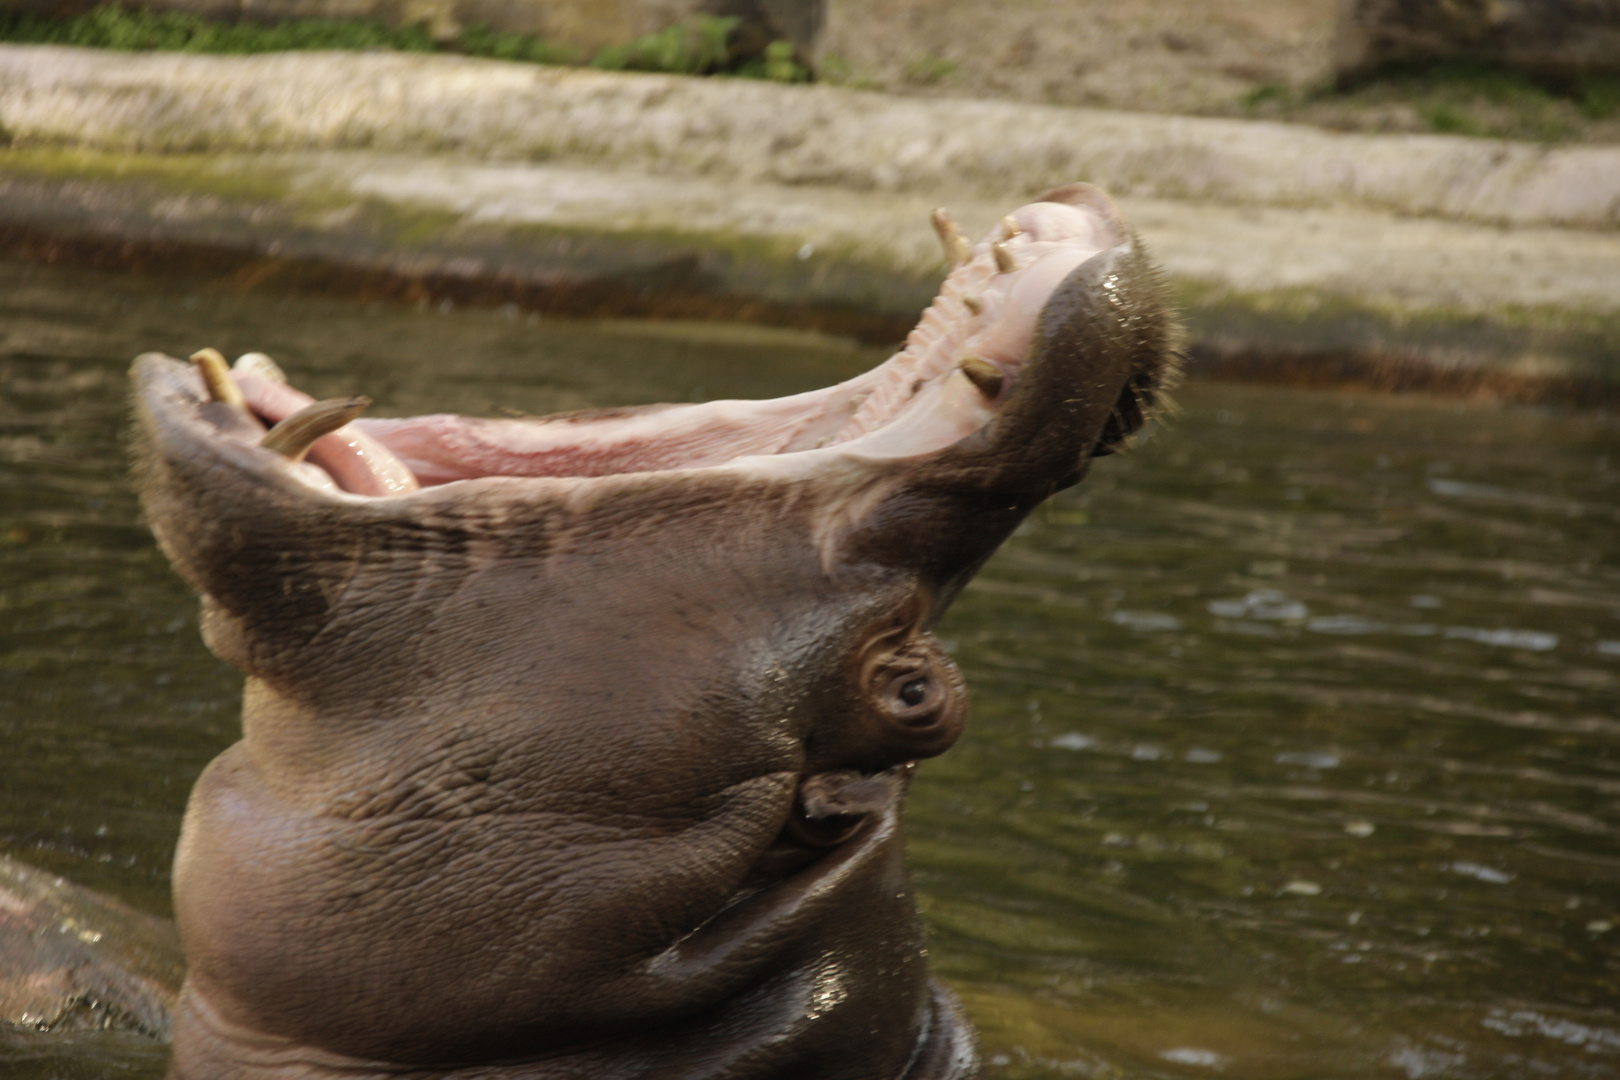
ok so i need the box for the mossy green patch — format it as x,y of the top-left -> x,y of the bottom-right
0,144 -> 298,204
0,143 -> 930,287
0,5 -> 810,84
733,40 -> 810,84
591,15 -> 735,76
456,22 -> 580,66
1176,277 -> 1620,343
815,54 -> 879,91
903,55 -> 960,87
1578,74 -> 1620,120
1242,59 -> 1620,143
0,4 -> 437,55
1174,278 -> 1620,389
0,144 -> 936,338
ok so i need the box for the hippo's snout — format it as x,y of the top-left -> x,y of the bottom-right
133,183 -> 1178,1080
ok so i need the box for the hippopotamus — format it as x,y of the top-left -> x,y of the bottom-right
129,183 -> 1177,1080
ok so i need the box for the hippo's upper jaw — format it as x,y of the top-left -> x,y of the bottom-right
132,184 -> 1176,1080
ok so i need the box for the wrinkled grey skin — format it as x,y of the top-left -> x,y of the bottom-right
130,207 -> 1176,1080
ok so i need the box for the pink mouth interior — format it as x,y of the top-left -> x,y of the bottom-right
228,196 -> 1123,498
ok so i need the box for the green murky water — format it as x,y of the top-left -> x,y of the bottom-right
2,259 -> 1617,1079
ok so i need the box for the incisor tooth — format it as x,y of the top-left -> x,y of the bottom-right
191,348 -> 245,409
930,208 -> 972,267
962,295 -> 983,315
958,358 -> 1005,398
261,397 -> 371,461
1000,215 -> 1022,238
992,242 -> 1017,274
234,352 -> 288,383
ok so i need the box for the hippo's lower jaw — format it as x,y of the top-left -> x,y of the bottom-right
132,184 -> 1177,1080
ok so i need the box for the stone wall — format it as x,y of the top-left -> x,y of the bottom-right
1336,0 -> 1620,82
812,0 -> 1338,114
7,0 -> 1618,116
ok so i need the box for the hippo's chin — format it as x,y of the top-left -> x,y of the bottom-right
132,183 -> 1177,1080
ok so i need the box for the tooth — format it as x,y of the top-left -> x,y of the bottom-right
958,358 -> 1005,398
1000,215 -> 1022,238
261,397 -> 372,461
930,208 -> 972,267
233,352 -> 288,383
962,295 -> 983,315
992,242 -> 1017,274
191,348 -> 245,409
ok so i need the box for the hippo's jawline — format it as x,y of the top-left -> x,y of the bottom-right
134,184 -> 1176,1080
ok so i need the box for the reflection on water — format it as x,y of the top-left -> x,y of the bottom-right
1,260 -> 1617,1078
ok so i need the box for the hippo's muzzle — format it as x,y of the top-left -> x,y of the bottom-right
132,184 -> 1177,1080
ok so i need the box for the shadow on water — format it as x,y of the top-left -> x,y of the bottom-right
1,259 -> 1617,1078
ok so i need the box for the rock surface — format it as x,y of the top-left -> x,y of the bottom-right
815,0 -> 1338,116
1337,0 -> 1620,82
4,46 -> 1616,228
0,854 -> 183,1038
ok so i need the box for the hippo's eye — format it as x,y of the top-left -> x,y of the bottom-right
883,668 -> 940,722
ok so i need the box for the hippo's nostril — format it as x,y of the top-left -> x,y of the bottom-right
783,768 -> 907,849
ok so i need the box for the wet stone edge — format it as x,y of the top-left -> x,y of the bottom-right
2,167 -> 1616,409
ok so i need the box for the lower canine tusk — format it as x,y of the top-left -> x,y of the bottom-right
958,358 -> 1005,398
191,348 -> 246,409
262,397 -> 372,461
930,208 -> 972,267
992,242 -> 1017,274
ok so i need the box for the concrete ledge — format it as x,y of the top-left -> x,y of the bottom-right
0,154 -> 938,342
1,46 -> 1617,404
3,144 -> 1615,405
3,46 -> 1619,229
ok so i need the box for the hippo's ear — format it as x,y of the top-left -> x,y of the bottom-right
842,238 -> 1181,610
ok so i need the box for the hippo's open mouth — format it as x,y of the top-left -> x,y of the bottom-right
133,183 -> 1177,1080
164,185 -> 1144,502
